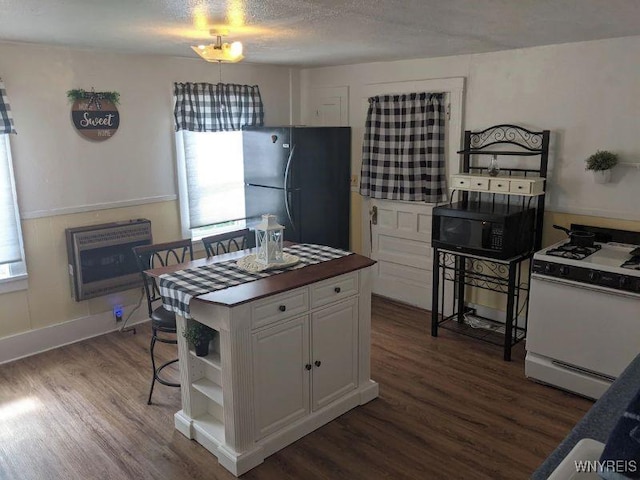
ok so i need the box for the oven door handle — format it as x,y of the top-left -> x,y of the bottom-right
531,273 -> 640,299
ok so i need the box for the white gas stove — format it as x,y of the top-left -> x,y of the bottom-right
525,227 -> 640,399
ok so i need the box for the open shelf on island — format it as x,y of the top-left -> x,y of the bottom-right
192,378 -> 224,406
192,413 -> 225,444
189,349 -> 221,370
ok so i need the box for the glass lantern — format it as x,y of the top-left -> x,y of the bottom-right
255,214 -> 285,266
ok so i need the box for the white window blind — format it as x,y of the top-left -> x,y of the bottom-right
0,134 -> 24,266
175,130 -> 246,234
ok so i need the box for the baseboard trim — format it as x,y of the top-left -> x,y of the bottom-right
0,305 -> 149,365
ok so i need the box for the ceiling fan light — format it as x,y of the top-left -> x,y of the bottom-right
191,35 -> 244,63
229,41 -> 243,57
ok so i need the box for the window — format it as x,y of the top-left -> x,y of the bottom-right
0,134 -> 27,287
175,130 -> 246,240
172,82 -> 264,241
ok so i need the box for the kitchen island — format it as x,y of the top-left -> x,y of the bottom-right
151,247 -> 378,476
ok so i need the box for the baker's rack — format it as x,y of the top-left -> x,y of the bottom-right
431,124 -> 550,360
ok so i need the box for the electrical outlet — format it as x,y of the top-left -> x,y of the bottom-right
113,305 -> 123,322
350,175 -> 359,188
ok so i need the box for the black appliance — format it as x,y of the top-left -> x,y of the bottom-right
432,201 -> 535,259
243,126 -> 351,250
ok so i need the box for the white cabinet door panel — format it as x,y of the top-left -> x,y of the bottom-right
252,316 -> 310,440
311,298 -> 358,411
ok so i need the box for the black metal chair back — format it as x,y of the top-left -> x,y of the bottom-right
133,239 -> 194,317
201,228 -> 252,258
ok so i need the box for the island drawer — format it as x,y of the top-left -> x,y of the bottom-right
310,272 -> 358,309
251,287 -> 309,329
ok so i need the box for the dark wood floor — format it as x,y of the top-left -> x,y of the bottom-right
0,296 -> 592,480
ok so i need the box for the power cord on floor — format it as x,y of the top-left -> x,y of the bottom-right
119,287 -> 145,334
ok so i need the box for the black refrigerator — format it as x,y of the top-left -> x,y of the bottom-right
243,126 -> 351,250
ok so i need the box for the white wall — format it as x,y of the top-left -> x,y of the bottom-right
0,42 -> 296,219
0,41 -> 297,360
301,35 -> 640,222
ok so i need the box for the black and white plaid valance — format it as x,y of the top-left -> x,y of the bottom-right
159,244 -> 352,319
0,79 -> 17,134
174,82 -> 264,132
359,92 -> 446,202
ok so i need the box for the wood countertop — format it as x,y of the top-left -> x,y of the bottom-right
146,246 -> 375,307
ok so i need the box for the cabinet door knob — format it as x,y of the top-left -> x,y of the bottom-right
314,360 -> 322,367
497,184 -> 503,187
279,305 -> 286,312
334,287 -> 341,293
305,364 -> 312,371
518,185 -> 523,189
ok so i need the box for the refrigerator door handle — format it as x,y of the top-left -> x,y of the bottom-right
283,143 -> 297,232
283,143 -> 296,190
284,189 -> 296,232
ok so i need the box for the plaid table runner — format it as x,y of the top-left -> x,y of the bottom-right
159,243 -> 352,319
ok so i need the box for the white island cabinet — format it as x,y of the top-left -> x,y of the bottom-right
172,254 -> 378,476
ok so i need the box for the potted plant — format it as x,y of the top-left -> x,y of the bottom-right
182,322 -> 216,357
585,150 -> 618,184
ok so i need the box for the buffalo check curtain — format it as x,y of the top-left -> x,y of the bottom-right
359,92 -> 447,202
0,79 -> 16,135
173,82 -> 264,132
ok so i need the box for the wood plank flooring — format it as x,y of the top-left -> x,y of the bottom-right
0,296 -> 592,479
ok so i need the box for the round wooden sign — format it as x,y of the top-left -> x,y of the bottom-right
71,98 -> 120,141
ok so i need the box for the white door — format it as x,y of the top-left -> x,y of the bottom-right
357,78 -> 464,310
369,200 -> 434,309
252,316 -> 310,440
310,298 -> 358,411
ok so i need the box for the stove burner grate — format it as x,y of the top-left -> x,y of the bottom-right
545,243 -> 602,260
621,256 -> 640,270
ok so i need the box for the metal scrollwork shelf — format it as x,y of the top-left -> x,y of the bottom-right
431,124 -> 549,361
432,250 -> 531,360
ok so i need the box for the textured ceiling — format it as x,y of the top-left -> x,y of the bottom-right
0,0 -> 639,67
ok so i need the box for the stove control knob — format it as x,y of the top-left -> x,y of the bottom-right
619,276 -> 630,289
544,263 -> 556,274
588,270 -> 600,282
559,266 -> 570,276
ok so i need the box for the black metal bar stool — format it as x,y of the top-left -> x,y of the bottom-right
133,239 -> 193,405
201,228 -> 252,257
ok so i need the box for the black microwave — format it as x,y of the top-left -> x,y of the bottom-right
432,202 -> 535,259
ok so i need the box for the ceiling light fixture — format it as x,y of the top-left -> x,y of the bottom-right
191,30 -> 244,63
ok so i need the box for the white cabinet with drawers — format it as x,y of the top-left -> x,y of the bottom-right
173,261 -> 377,477
450,173 -> 545,196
